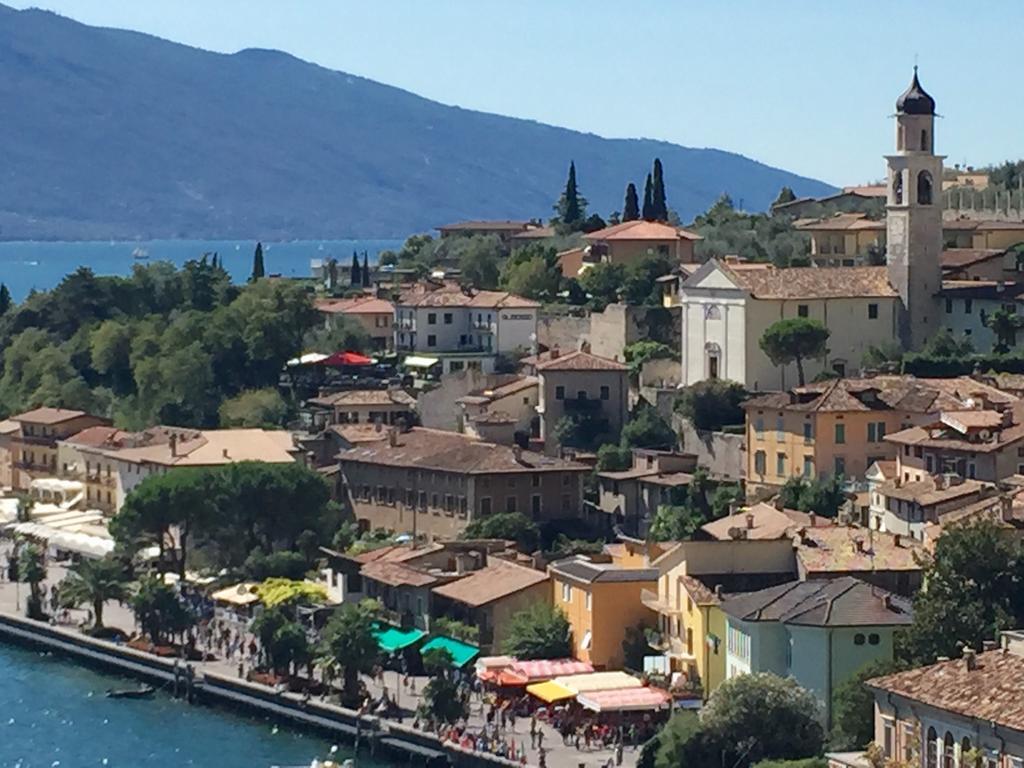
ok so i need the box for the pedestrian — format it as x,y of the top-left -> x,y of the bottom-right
538,747 -> 547,768
537,728 -> 544,749
616,741 -> 624,766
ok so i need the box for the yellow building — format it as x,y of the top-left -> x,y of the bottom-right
795,213 -> 886,267
8,407 -> 109,491
314,296 -> 395,352
583,220 -> 702,267
743,376 -> 1013,496
548,556 -> 657,670
943,220 -> 1024,251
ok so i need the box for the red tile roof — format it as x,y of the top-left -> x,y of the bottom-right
314,296 -> 395,315
583,220 -> 702,242
719,262 -> 897,299
534,350 -> 628,372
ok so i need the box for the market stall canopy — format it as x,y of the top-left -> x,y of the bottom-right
7,520 -> 114,558
552,671 -> 644,695
374,624 -> 427,653
322,351 -> 373,367
420,636 -> 479,668
211,583 -> 260,606
577,687 -> 672,713
498,658 -> 594,686
402,355 -> 440,369
475,655 -> 515,682
526,680 -> 576,704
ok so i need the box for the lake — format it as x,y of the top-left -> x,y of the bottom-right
0,239 -> 404,301
0,642 -> 382,768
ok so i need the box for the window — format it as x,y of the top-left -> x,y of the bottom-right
427,312 -> 437,325
443,312 -> 453,325
882,719 -> 894,759
803,456 -> 814,478
754,450 -> 766,475
427,334 -> 437,347
532,473 -> 540,487
776,417 -> 785,440
508,477 -> 517,488
868,422 -> 886,442
902,724 -> 915,764
505,496 -> 517,513
480,497 -> 491,515
531,495 -> 541,515
853,633 -> 865,645
868,303 -> 879,319
926,727 -> 938,768
585,592 -> 592,612
755,418 -> 764,438
868,633 -> 880,645
945,297 -> 953,314
965,298 -> 973,315
776,452 -> 786,476
561,493 -> 571,511
600,385 -> 610,401
562,582 -> 572,602
835,456 -> 846,476
893,172 -> 903,205
835,423 -> 846,444
555,385 -> 565,400
943,732 -> 955,768
918,170 -> 934,205
803,422 -> 813,444
797,304 -> 809,318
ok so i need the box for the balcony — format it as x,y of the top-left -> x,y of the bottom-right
11,434 -> 57,447
471,320 -> 494,332
641,588 -> 681,616
393,320 -> 416,331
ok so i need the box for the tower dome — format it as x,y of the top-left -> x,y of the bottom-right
896,67 -> 935,115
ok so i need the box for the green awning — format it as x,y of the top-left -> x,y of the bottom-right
375,625 -> 427,653
420,635 -> 480,668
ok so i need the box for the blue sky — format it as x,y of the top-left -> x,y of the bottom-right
8,0 -> 1020,186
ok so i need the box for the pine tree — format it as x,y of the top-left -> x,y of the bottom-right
652,158 -> 668,221
555,161 -> 586,230
350,250 -> 361,285
623,183 -> 640,221
251,242 -> 265,281
361,253 -> 371,287
641,173 -> 655,221
0,283 -> 11,316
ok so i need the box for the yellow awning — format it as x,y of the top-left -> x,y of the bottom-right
526,680 -> 576,704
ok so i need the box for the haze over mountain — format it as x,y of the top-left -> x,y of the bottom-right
0,5 -> 835,241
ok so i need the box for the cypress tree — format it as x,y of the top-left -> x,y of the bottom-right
350,250 -> 361,285
561,161 -> 583,228
251,242 -> 265,281
0,282 -> 10,316
361,252 -> 371,287
623,183 -> 640,221
642,173 -> 655,221
652,158 -> 668,221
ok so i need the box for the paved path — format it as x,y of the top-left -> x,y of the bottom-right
0,546 -> 639,768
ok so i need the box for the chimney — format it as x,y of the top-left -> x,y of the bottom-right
512,445 -> 523,464
893,533 -> 902,548
853,538 -> 864,554
222,448 -> 229,459
550,347 -> 561,360
881,593 -> 892,610
963,646 -> 977,671
714,584 -> 723,599
808,512 -> 817,528
773,496 -> 784,511
745,513 -> 755,530
388,427 -> 399,448
169,432 -> 178,457
983,640 -> 998,652
580,341 -> 591,354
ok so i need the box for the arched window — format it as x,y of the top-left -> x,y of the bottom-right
943,732 -> 955,768
961,737 -> 972,765
918,171 -> 934,205
893,172 -> 904,205
926,727 -> 938,768
705,304 -> 722,320
705,342 -> 721,380
921,128 -> 929,152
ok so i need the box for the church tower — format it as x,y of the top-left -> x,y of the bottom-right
886,68 -> 944,350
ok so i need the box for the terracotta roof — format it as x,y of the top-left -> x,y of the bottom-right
941,248 -> 1005,270
309,389 -> 416,408
877,475 -> 990,507
886,405 -> 1024,454
583,220 -> 701,242
63,426 -> 127,447
0,419 -> 19,436
535,350 -> 628,372
796,527 -> 923,574
431,559 -> 548,606
840,185 -> 888,198
721,577 -> 912,627
639,472 -> 694,488
794,212 -> 886,232
12,407 -> 91,425
360,560 -> 439,588
397,284 -> 540,309
716,262 -> 897,300
352,543 -> 445,565
679,574 -> 720,605
867,459 -> 898,479
338,428 -> 587,475
437,220 -> 532,232
512,225 -> 556,240
867,648 -> 1024,732
549,556 -> 657,584
946,220 -> 1024,232
314,296 -> 395,315
107,428 -> 298,467
942,409 -> 1005,430
327,423 -> 390,445
701,503 -> 816,541
457,376 -> 538,406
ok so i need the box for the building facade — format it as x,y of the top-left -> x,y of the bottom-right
8,408 -> 110,491
582,220 -> 702,266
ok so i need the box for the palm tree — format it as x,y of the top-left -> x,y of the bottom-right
58,557 -> 131,630
318,600 -> 381,706
17,542 -> 46,619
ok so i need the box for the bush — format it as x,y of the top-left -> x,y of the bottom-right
596,443 -> 632,471
503,603 -> 571,659
621,405 -> 677,450
675,379 -> 747,431
462,512 -> 540,552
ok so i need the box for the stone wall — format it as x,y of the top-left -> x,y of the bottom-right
416,369 -> 497,432
536,312 -> 590,353
673,415 -> 745,482
589,304 -> 681,362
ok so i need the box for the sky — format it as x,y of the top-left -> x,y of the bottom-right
6,0 -> 1022,186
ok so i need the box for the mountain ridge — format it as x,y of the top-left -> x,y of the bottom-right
0,4 -> 836,240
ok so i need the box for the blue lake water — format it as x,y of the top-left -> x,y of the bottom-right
0,239 -> 404,301
0,642 -> 371,768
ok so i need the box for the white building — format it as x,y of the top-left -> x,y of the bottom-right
394,283 -> 539,374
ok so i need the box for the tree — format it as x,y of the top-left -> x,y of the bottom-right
621,405 -> 677,450
554,161 -> 586,231
579,262 -> 626,311
131,575 -> 194,645
456,236 -> 502,289
596,443 -> 632,471
984,305 -> 1024,353
831,659 -> 906,750
623,183 -> 640,221
921,327 -> 974,358
622,340 -> 676,377
654,712 -> 719,768
252,607 -> 310,675
500,244 -> 562,300
17,542 -> 46,619
622,623 -> 653,670
675,379 -> 748,432
622,253 -> 674,305
778,474 -> 847,518
243,550 -> 309,581
419,648 -> 469,725
350,250 -> 361,285
642,173 -> 655,221
901,518 -> 1024,664
772,187 -> 798,207
0,282 -> 11,316
361,253 -> 371,287
218,388 -> 289,428
462,511 -> 540,552
319,599 -> 381,706
303,316 -> 371,355
649,471 -> 714,541
57,557 -> 130,630
651,158 -> 668,221
862,341 -> 904,369
251,242 -> 265,281
759,318 -> 831,386
503,603 -> 571,659
553,411 -> 611,451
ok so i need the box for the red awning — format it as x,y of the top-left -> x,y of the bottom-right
496,659 -> 594,686
322,351 -> 373,367
576,687 -> 672,713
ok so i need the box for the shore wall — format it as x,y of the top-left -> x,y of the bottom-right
0,612 -> 521,768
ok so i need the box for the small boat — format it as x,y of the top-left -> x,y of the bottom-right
131,247 -> 149,260
105,686 -> 155,699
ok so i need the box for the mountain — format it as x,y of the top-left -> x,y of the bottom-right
0,5 -> 835,240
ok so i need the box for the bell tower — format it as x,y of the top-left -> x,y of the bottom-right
886,67 -> 944,350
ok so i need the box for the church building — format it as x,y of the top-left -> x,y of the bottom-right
679,71 -> 944,390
